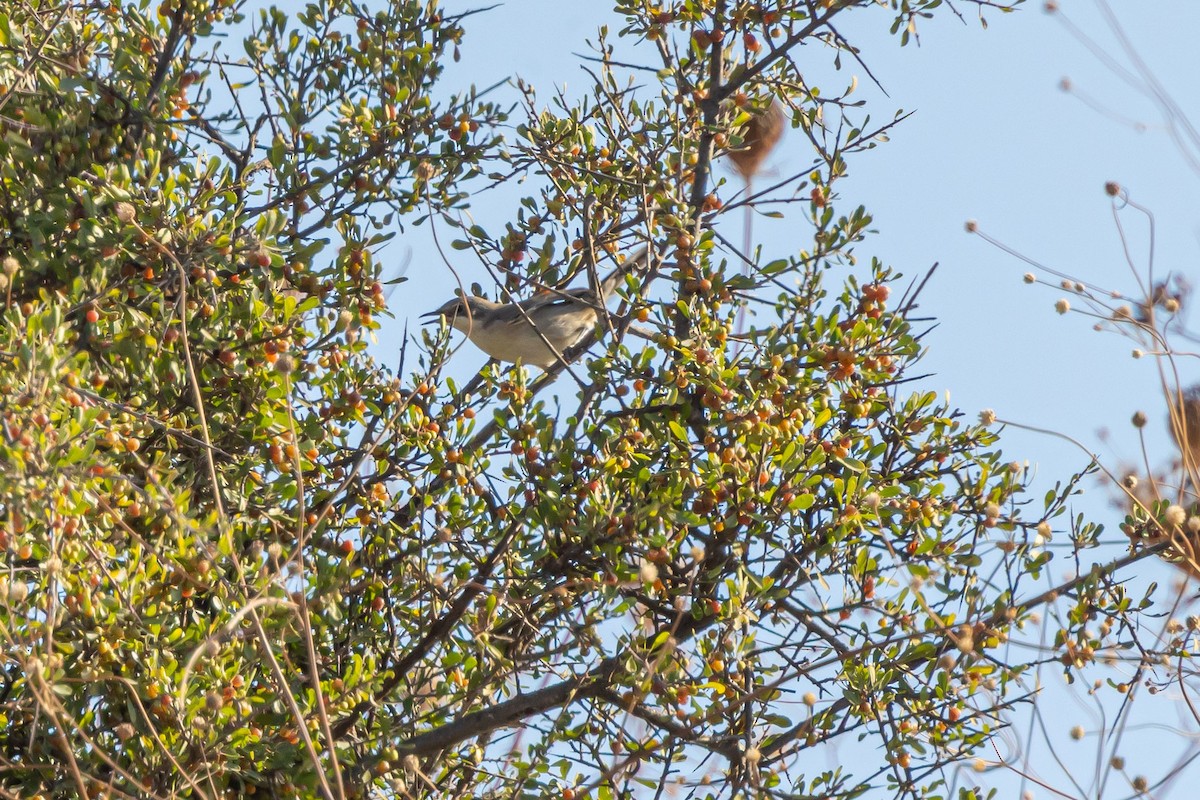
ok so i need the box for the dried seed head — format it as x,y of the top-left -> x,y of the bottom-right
1132,410 -> 1147,428
1104,181 -> 1121,197
8,581 -> 27,602
274,353 -> 296,375
1055,298 -> 1071,314
415,160 -> 437,181
114,201 -> 136,224
965,219 -> 978,233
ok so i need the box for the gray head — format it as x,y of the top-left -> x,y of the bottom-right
421,295 -> 490,333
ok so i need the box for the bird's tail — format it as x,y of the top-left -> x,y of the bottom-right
598,244 -> 654,299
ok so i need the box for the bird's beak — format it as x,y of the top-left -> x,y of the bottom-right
420,309 -> 445,322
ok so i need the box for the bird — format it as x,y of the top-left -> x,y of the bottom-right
422,245 -> 651,368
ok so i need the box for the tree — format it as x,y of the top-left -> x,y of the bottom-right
2,1 -> 1156,799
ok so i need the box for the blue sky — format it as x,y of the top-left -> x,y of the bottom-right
384,2 -> 1200,794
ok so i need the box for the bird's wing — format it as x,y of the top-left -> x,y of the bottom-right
505,287 -> 594,315
495,245 -> 655,322
486,291 -> 581,326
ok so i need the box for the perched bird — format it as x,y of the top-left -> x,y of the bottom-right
422,246 -> 651,368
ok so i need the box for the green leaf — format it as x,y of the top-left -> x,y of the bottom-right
834,456 -> 866,473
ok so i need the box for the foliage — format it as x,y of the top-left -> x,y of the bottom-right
2,1 -> 1170,799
